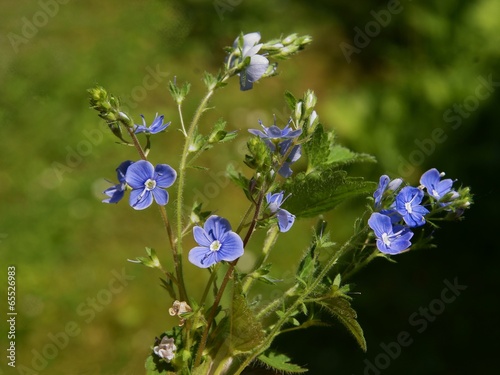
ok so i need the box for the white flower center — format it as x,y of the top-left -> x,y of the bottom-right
210,240 -> 222,251
145,178 -> 156,190
405,202 -> 413,213
432,189 -> 440,198
381,233 -> 391,246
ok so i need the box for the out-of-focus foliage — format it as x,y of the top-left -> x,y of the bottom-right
0,0 -> 497,374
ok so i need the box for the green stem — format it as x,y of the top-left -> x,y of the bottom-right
242,225 -> 280,294
233,226 -> 370,375
193,191 -> 265,368
175,81 -> 221,302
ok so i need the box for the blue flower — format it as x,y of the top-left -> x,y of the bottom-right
420,168 -> 458,202
368,212 -> 413,254
265,191 -> 295,232
232,32 -> 270,91
133,114 -> 170,134
373,175 -> 403,208
395,186 -> 429,227
188,215 -> 244,268
103,160 -> 133,204
125,160 -> 177,210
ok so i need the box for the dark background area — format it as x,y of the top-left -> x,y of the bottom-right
1,0 -> 498,374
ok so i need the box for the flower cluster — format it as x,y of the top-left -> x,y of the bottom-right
368,168 -> 471,254
248,117 -> 302,177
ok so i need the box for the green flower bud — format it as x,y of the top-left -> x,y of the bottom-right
244,137 -> 272,171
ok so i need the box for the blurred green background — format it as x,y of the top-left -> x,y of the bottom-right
1,0 -> 498,374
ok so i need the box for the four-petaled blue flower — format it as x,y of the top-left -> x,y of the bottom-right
125,160 -> 177,210
420,168 -> 458,203
103,160 -> 133,204
188,215 -> 244,268
232,32 -> 270,91
373,175 -> 403,208
368,212 -> 413,254
265,191 -> 295,232
134,114 -> 170,135
395,186 -> 429,227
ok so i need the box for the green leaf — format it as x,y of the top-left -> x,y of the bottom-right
327,145 -> 376,168
258,351 -> 308,373
145,354 -> 173,375
283,169 -> 377,218
302,124 -> 330,172
230,280 -> 265,353
318,296 -> 367,352
284,90 -> 297,111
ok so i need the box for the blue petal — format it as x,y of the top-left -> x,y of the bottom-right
368,212 -> 392,238
125,160 -> 154,189
193,226 -> 213,247
218,232 -> 244,261
188,246 -> 217,268
245,55 -> 269,82
266,192 -> 284,210
420,168 -> 440,191
204,215 -> 232,242
278,163 -> 293,178
248,129 -> 267,138
154,164 -> 177,188
277,209 -> 295,232
152,188 -> 169,206
129,189 -> 153,210
102,184 -> 125,204
116,160 -> 133,183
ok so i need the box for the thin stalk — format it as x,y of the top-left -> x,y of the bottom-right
233,226 -> 370,374
193,191 -> 265,368
177,103 -> 188,137
242,225 -> 280,294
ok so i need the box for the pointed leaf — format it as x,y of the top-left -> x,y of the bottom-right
283,169 -> 377,218
284,90 -> 297,111
230,280 -> 265,352
327,145 -> 376,168
302,124 -> 330,171
318,297 -> 367,351
258,351 -> 308,373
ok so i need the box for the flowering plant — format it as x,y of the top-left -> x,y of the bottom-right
88,32 -> 472,375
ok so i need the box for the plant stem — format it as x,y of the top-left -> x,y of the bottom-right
242,225 -> 280,294
193,191 -> 265,368
233,226 -> 370,374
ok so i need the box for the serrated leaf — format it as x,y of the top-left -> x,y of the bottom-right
283,169 -> 377,218
302,124 -> 330,171
258,351 -> 308,373
318,296 -> 367,352
327,145 -> 376,168
230,280 -> 265,352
